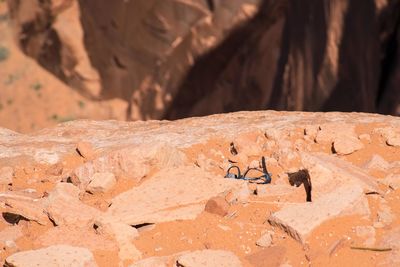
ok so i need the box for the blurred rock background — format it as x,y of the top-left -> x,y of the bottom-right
0,0 -> 399,132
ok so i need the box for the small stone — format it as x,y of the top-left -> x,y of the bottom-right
76,141 -> 95,160
0,166 -> 13,185
205,196 -> 230,217
256,231 -> 273,247
87,172 -> 117,193
387,135 -> 400,147
355,226 -> 376,246
333,136 -> 364,155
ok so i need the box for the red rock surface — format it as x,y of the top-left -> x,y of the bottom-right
0,111 -> 399,266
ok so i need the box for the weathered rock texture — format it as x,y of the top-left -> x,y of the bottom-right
0,111 -> 399,266
5,0 -> 400,120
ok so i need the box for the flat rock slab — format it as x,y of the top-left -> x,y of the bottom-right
301,152 -> 380,199
43,183 -> 101,226
104,166 -> 245,225
268,184 -> 369,244
176,250 -> 242,267
35,226 -> 117,252
5,245 -> 98,267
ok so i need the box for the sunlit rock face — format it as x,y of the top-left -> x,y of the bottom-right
6,0 -> 400,119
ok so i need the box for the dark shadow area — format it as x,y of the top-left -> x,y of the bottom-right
288,169 -> 312,202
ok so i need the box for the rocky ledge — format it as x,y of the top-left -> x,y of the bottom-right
0,111 -> 400,266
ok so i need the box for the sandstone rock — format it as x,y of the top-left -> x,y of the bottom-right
35,226 -> 117,252
5,245 -> 98,267
176,250 -> 242,267
43,183 -> 100,226
380,174 -> 400,190
333,136 -> 364,155
72,143 -> 187,189
76,141 -> 95,160
301,153 -> 380,199
1,195 -> 49,225
224,182 -> 250,204
374,127 -> 400,147
94,219 -> 141,261
86,172 -> 116,193
387,135 -> 400,147
34,149 -> 60,165
268,184 -> 369,244
103,166 -> 245,225
355,226 -> 375,246
256,231 -> 273,247
363,154 -> 390,171
0,166 -> 13,185
315,123 -> 356,145
205,196 -> 230,217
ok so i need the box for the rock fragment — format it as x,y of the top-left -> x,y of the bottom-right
43,183 -> 100,226
0,166 -> 14,185
86,172 -> 116,193
1,194 -> 48,225
5,245 -> 98,267
176,250 -> 242,267
95,219 -> 141,261
268,184 -> 369,244
205,196 -> 230,217
332,136 -> 364,155
256,231 -> 273,247
363,154 -> 390,172
301,152 -> 380,199
387,135 -> 400,147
